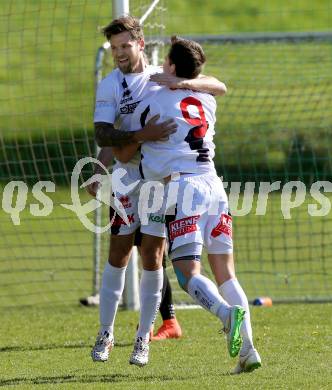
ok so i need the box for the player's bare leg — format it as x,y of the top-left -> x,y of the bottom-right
172,258 -> 245,358
208,253 -> 261,373
91,233 -> 135,362
129,234 -> 164,366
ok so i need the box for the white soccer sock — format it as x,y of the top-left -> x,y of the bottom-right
99,262 -> 127,336
137,268 -> 163,342
218,278 -> 254,355
187,274 -> 231,325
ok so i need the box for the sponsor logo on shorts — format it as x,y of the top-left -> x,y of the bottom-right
149,214 -> 166,223
169,215 -> 200,241
112,213 -> 135,226
211,213 -> 232,238
119,195 -> 132,209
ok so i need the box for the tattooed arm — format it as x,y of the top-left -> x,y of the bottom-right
95,122 -> 136,147
95,115 -> 177,147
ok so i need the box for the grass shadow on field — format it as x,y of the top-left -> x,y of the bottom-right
0,372 -> 214,387
0,341 -> 132,353
0,374 -> 128,387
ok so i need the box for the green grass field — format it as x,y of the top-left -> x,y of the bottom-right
166,0 -> 332,35
1,304 -> 332,389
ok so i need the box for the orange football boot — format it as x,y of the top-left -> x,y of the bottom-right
152,318 -> 182,340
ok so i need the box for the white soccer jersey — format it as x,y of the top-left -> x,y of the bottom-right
131,88 -> 217,179
94,65 -> 161,167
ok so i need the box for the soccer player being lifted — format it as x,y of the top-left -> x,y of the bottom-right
90,16 -> 227,366
128,36 -> 262,373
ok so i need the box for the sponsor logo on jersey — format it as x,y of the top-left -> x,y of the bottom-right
119,195 -> 132,209
169,215 -> 200,241
149,214 -> 166,223
121,77 -> 132,104
120,96 -> 133,104
112,213 -> 135,226
211,213 -> 232,238
120,100 -> 141,114
122,78 -> 129,90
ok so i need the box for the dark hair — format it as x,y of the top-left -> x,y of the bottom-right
168,36 -> 206,79
102,16 -> 144,41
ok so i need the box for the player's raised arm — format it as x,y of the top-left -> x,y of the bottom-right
187,74 -> 227,96
150,72 -> 227,96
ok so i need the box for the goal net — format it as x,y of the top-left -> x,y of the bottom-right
1,1 -> 331,309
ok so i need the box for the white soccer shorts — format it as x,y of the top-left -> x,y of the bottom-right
109,164 -> 166,238
164,173 -> 233,256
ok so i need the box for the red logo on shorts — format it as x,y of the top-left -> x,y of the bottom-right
119,195 -> 132,209
211,213 -> 232,238
112,213 -> 135,227
169,215 -> 200,241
